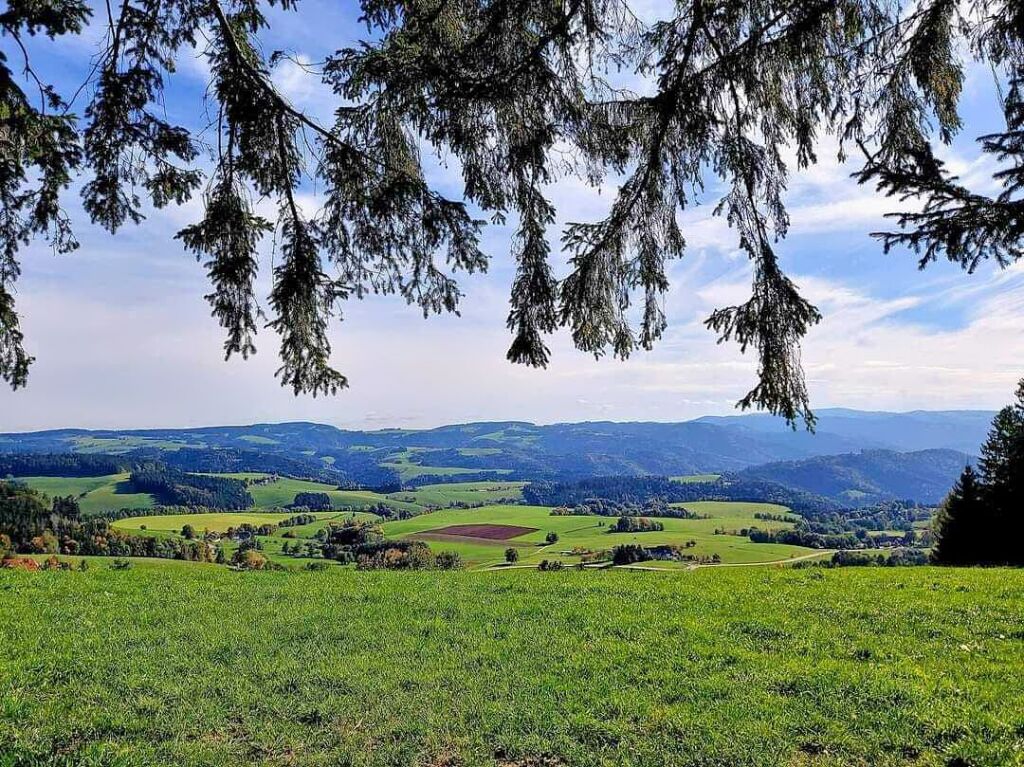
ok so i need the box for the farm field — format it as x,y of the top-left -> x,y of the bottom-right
382,501 -> 811,568
244,476 -> 425,515
14,473 -> 157,515
1,566 -> 1022,767
112,510 -> 342,535
386,480 -> 526,507
11,473 -> 516,518
671,473 -> 722,483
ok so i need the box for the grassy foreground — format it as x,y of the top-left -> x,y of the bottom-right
1,567 -> 1022,767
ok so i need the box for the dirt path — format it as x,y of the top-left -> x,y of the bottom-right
482,549 -> 836,572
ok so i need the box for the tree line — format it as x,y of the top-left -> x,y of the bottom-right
0,482 -> 216,563
525,476 -> 845,517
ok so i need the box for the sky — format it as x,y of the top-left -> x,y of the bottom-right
2,1 -> 1022,432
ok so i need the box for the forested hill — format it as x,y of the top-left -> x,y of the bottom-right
735,449 -> 974,505
0,409 -> 994,481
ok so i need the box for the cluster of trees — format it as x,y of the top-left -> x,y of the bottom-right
362,503 -> 416,520
611,544 -> 719,566
224,522 -> 278,539
307,519 -> 461,570
748,527 -> 862,550
356,544 -> 461,571
933,382 -> 1024,566
611,517 -> 664,533
291,492 -> 332,511
281,540 -> 323,557
0,482 -> 216,562
827,549 -> 930,567
129,465 -> 253,509
549,497 -> 703,519
279,513 -> 318,528
797,501 -> 932,536
525,476 -> 842,517
102,505 -> 235,522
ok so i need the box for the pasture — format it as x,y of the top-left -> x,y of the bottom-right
380,450 -> 513,481
14,473 -> 157,515
112,510 -> 340,535
1,566 -> 1021,766
244,476 -> 425,515
382,501 -> 811,568
386,480 -> 526,507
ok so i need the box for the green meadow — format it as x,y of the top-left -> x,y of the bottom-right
1,566 -> 1021,767
381,501 -> 811,568
671,473 -> 723,483
14,473 -> 157,515
244,476 -> 425,515
112,510 -> 339,535
386,481 -> 526,507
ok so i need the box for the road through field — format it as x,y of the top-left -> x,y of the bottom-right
486,549 -> 836,571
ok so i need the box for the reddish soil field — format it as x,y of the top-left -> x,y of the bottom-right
419,524 -> 537,540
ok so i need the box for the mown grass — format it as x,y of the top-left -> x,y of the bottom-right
0,566 -> 1021,766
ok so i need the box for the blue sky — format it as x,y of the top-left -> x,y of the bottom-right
1,1 -> 1022,431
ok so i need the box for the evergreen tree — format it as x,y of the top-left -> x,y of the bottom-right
4,2 -> 1024,423
934,378 -> 1024,566
978,380 -> 1024,564
932,466 -> 986,566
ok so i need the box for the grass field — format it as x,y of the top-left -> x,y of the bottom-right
671,473 -> 722,483
381,501 -> 810,568
15,473 -> 157,515
387,481 -> 526,507
112,510 -> 341,535
243,477 -> 426,515
1,566 -> 1021,766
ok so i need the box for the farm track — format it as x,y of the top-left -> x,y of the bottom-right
484,549 -> 836,572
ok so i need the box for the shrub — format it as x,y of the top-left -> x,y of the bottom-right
434,551 -> 463,570
504,547 -> 519,564
232,550 -> 270,570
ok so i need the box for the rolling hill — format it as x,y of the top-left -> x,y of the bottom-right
736,448 -> 974,505
0,409 -> 996,482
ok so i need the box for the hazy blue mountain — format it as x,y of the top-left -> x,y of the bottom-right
737,448 -> 974,505
696,408 -> 994,455
0,409 -> 994,482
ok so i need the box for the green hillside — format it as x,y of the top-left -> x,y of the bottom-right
380,501 -> 810,568
2,566 -> 1021,767
14,473 -> 157,515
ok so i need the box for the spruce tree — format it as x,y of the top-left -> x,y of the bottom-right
934,379 -> 1024,566
932,465 -> 986,566
978,380 -> 1024,564
4,1 -> 1024,423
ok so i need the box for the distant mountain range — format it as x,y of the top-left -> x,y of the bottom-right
736,448 -> 974,505
0,409 -> 991,504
